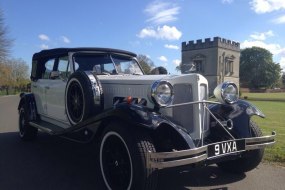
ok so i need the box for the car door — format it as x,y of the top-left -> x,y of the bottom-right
45,56 -> 70,124
32,58 -> 55,116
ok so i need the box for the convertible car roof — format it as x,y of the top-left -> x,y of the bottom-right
33,47 -> 137,59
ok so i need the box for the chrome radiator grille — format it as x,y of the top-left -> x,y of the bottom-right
172,84 -> 194,133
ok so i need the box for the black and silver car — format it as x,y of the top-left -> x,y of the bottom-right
18,48 -> 275,190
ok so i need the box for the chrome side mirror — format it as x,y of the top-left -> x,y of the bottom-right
50,71 -> 60,79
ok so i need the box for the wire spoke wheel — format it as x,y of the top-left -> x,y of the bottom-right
18,107 -> 38,141
99,123 -> 158,190
67,80 -> 84,123
65,71 -> 103,125
100,132 -> 132,190
19,108 -> 26,137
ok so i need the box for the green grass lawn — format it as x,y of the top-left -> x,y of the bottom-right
0,90 -> 6,96
0,90 -> 21,96
242,92 -> 285,101
246,96 -> 285,166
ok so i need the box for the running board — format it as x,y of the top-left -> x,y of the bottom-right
29,120 -> 66,135
29,120 -> 95,143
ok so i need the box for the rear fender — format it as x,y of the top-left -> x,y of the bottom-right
18,93 -> 38,121
209,100 -> 265,138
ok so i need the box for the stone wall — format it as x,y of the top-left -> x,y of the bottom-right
181,37 -> 240,94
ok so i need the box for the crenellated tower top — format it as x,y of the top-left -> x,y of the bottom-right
182,37 -> 240,52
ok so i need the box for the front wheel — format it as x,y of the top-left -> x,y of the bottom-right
99,122 -> 158,190
217,120 -> 264,173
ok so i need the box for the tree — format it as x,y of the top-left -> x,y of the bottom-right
0,58 -> 30,94
240,47 -> 282,88
176,64 -> 181,72
0,9 -> 12,60
137,54 -> 155,74
150,66 -> 168,74
282,72 -> 285,87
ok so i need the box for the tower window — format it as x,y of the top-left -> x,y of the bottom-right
193,60 -> 203,72
225,60 -> 233,75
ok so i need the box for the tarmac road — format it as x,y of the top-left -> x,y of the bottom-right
0,95 -> 284,190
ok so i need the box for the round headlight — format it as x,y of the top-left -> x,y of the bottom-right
214,82 -> 238,104
151,81 -> 173,106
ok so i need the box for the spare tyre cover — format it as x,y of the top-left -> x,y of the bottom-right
65,71 -> 103,125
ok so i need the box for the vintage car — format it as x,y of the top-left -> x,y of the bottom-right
18,48 -> 275,190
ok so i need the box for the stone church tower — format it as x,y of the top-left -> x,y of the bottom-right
181,37 -> 240,93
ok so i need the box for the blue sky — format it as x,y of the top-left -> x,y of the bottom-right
1,0 -> 285,74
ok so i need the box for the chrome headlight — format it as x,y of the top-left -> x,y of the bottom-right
214,82 -> 238,104
150,81 -> 173,106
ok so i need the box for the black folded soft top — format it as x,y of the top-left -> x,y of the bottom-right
32,47 -> 137,60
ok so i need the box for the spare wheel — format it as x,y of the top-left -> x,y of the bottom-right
65,71 -> 102,125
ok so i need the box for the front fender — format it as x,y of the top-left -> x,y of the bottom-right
209,100 -> 265,138
87,103 -> 195,149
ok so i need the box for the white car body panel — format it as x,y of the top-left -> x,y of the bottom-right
31,79 -> 48,115
45,79 -> 68,123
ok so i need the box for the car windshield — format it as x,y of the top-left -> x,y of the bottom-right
72,53 -> 143,75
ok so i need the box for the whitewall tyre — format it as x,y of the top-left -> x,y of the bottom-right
99,122 -> 158,190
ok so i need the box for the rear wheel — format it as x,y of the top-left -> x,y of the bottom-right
19,107 -> 38,141
99,122 -> 158,190
217,120 -> 264,173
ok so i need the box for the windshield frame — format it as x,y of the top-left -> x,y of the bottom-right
71,52 -> 144,75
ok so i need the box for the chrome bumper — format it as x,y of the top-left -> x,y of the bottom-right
148,132 -> 276,169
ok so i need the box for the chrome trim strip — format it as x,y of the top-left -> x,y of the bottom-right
149,146 -> 207,159
29,122 -> 53,134
148,133 -> 276,169
165,100 -> 222,108
245,142 -> 275,150
245,134 -> 275,144
84,71 -> 102,106
150,154 -> 208,169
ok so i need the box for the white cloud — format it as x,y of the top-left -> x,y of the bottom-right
61,36 -> 71,44
38,34 -> 50,41
158,56 -> 168,62
138,28 -> 156,38
144,1 -> 180,24
222,0 -> 234,4
137,25 -> 182,40
242,31 -> 285,70
272,15 -> 285,24
173,59 -> 181,66
250,0 -> 285,14
241,39 -> 285,71
241,40 -> 285,55
164,44 -> 179,50
40,44 -> 49,49
250,30 -> 274,40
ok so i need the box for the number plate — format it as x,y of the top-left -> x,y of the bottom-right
208,139 -> 245,158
